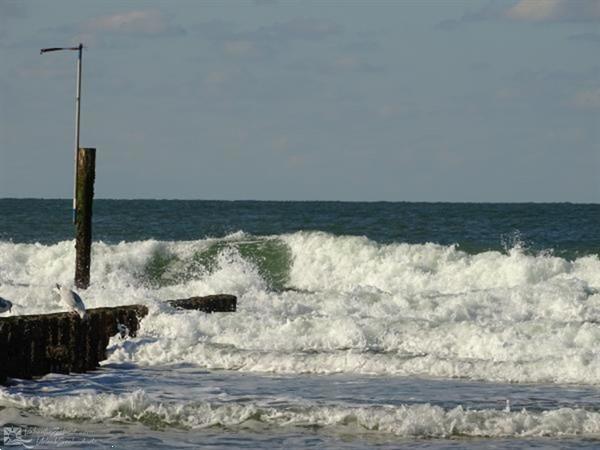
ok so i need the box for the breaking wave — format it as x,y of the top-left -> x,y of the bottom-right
1,231 -> 599,384
2,389 -> 600,438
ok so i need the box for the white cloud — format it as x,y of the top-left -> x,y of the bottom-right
506,0 -> 564,21
271,136 -> 290,152
204,70 -> 229,85
333,56 -> 360,70
287,154 -> 305,168
440,0 -> 600,28
192,18 -> 341,59
85,10 -> 185,37
571,88 -> 600,108
223,39 -> 258,57
506,0 -> 600,22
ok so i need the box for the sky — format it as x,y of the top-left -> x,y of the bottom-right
0,0 -> 598,202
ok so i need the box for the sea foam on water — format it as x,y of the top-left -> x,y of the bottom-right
1,231 -> 599,385
3,388 -> 600,438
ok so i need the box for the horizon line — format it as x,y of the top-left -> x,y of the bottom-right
0,197 -> 598,205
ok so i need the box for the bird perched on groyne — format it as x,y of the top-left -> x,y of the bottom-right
0,297 -> 13,314
55,284 -> 87,319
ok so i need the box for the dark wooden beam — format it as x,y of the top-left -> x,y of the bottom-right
0,294 -> 236,384
75,147 -> 96,289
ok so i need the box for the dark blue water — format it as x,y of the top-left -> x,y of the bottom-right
0,199 -> 597,258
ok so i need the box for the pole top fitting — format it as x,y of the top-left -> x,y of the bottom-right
40,45 -> 84,55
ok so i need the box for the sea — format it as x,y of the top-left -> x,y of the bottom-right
0,199 -> 599,449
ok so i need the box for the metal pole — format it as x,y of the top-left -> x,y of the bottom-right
74,43 -> 83,224
40,44 -> 85,224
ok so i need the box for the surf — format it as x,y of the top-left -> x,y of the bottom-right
1,231 -> 599,384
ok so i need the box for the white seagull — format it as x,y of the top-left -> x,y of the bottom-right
55,284 -> 87,319
0,297 -> 13,314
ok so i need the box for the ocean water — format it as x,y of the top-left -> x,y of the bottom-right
0,199 -> 599,449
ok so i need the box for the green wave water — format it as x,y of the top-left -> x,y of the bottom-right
139,237 -> 292,291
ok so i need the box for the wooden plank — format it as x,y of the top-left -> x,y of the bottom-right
0,295 -> 236,383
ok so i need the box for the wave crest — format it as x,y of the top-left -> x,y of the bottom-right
3,389 -> 600,438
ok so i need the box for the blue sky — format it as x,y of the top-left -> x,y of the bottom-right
1,0 -> 598,202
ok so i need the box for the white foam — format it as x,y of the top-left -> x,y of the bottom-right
0,236 -> 262,315
2,232 -> 600,384
2,389 -> 600,438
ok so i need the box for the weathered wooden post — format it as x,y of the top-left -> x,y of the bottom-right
0,294 -> 237,383
75,147 -> 96,289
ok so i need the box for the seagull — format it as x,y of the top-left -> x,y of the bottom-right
0,297 -> 13,314
55,284 -> 87,319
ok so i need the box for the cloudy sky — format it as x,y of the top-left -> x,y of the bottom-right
1,0 -> 598,202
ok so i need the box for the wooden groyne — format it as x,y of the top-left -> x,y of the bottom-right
0,294 -> 236,384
